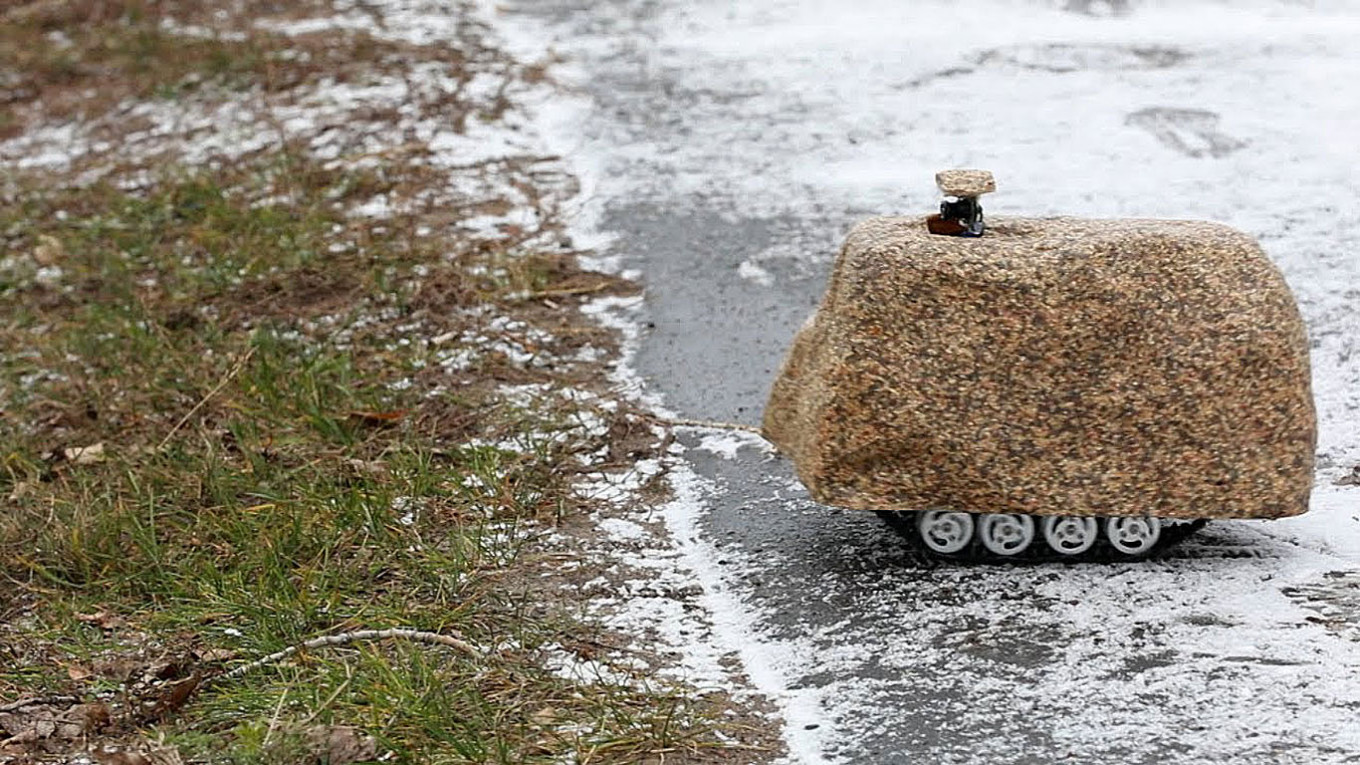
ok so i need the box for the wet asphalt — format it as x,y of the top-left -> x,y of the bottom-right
506,2 -> 1360,762
603,175 -> 1282,765
612,199 -> 1326,764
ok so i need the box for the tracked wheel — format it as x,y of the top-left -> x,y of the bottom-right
978,514 -> 1035,556
1104,517 -> 1161,557
916,509 -> 975,555
878,510 -> 1210,562
1042,516 -> 1099,556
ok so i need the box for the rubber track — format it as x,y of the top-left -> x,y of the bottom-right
875,511 -> 1209,564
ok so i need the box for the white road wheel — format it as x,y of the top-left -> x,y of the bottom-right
1042,516 -> 1099,556
1104,517 -> 1162,556
917,510 -> 975,555
978,513 -> 1036,556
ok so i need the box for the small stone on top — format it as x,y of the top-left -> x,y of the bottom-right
935,169 -> 996,198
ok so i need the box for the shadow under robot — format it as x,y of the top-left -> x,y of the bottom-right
764,170 -> 1316,560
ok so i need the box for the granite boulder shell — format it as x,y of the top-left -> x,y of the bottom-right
762,215 -> 1315,519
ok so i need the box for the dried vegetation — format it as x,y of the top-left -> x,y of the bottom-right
0,1 -> 772,762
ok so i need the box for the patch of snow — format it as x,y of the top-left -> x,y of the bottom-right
597,517 -> 649,543
254,15 -> 376,36
351,195 -> 391,218
436,346 -> 479,372
391,496 -> 419,526
736,259 -> 773,287
657,465 -> 830,757
695,432 -> 758,461
32,265 -> 64,286
460,207 -> 540,238
578,458 -> 664,507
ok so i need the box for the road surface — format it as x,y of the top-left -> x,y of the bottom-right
502,2 -> 1360,762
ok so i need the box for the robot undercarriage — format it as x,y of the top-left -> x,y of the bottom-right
875,509 -> 1208,561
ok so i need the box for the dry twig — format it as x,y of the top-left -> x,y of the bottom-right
158,347 -> 256,451
528,283 -> 612,300
0,695 -> 79,713
662,417 -> 765,436
214,629 -> 481,685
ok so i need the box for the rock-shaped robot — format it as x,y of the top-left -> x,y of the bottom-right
763,170 -> 1316,560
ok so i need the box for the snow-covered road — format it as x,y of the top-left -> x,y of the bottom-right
497,1 -> 1360,762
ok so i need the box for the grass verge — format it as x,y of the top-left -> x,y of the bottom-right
0,149 -> 725,764
0,1 -> 769,762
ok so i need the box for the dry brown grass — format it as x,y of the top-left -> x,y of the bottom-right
0,0 -> 528,145
0,1 -> 780,763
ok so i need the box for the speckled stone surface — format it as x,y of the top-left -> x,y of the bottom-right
763,215 -> 1316,519
936,169 -> 996,197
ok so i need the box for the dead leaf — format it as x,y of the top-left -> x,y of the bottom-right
94,657 -> 140,682
305,726 -> 378,765
73,702 -> 111,733
33,234 -> 65,266
344,458 -> 386,477
93,749 -> 152,765
151,660 -> 189,682
0,700 -> 105,746
146,672 -> 200,721
347,410 -> 407,427
65,663 -> 93,681
34,716 -> 56,738
67,442 -> 105,465
48,442 -> 106,466
0,728 -> 38,747
192,647 -> 237,663
0,710 -> 26,736
7,480 -> 37,501
76,610 -> 125,630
